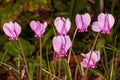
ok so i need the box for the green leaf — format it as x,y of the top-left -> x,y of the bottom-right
61,58 -> 72,80
0,1 -> 23,29
96,39 -> 105,50
70,0 -> 89,16
42,28 -> 53,47
33,54 -> 47,76
0,52 -> 10,63
90,69 -> 106,80
0,35 -> 8,45
54,0 -> 67,11
29,62 -> 35,80
4,38 -> 34,56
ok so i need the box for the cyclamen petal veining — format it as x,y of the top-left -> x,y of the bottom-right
52,35 -> 72,57
30,21 -> 47,37
3,21 -> 21,40
81,50 -> 100,68
75,13 -> 91,32
54,17 -> 71,35
92,13 -> 115,34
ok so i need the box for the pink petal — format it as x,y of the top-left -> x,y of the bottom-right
65,18 -> 71,33
82,13 -> 91,27
81,53 -> 87,57
75,14 -> 82,29
92,22 -> 102,32
35,21 -> 42,34
90,51 -> 99,63
42,22 -> 47,29
14,22 -> 21,37
40,22 -> 47,34
30,21 -> 37,31
81,58 -> 95,68
85,51 -> 100,63
95,51 -> 100,62
107,14 -> 115,29
3,22 -> 15,37
88,60 -> 95,68
52,35 -> 62,54
64,35 -> 72,53
54,17 -> 63,34
81,58 -> 88,67
98,13 -> 106,29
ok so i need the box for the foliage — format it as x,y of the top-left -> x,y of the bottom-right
0,0 -> 120,80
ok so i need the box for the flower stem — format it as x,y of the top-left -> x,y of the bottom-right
84,32 -> 100,80
39,38 -> 42,80
58,57 -> 61,78
74,65 -> 78,80
67,28 -> 78,63
18,54 -> 20,78
65,28 -> 78,80
18,39 -> 29,77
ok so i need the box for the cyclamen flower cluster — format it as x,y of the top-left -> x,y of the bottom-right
3,13 -> 115,68
53,17 -> 72,57
81,51 -> 100,68
30,21 -> 47,37
3,21 -> 21,40
75,13 -> 115,34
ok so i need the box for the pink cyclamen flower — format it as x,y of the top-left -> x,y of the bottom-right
81,50 -> 100,68
92,13 -> 115,34
54,17 -> 71,35
52,35 -> 72,57
75,13 -> 91,32
3,21 -> 21,40
30,21 -> 47,37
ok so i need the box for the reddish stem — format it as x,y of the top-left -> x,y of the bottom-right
84,32 -> 100,80
40,38 -> 42,80
18,39 -> 29,77
67,28 -> 78,63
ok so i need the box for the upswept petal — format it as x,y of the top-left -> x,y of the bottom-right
65,18 -> 71,33
40,22 -> 47,34
81,58 -> 88,67
3,22 -> 15,37
98,13 -> 106,29
75,14 -> 82,29
52,35 -> 62,54
14,22 -> 21,37
54,17 -> 63,34
90,51 -> 100,63
82,13 -> 91,27
30,21 -> 37,31
81,53 -> 87,57
107,14 -> 115,29
35,21 -> 42,34
64,35 -> 72,53
92,22 -> 102,32
95,51 -> 100,62
43,22 -> 47,29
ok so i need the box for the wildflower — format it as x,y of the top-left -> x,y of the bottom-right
81,51 -> 100,68
92,13 -> 115,34
52,35 -> 72,57
3,21 -> 21,40
54,17 -> 71,35
30,21 -> 47,37
75,13 -> 91,32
